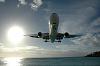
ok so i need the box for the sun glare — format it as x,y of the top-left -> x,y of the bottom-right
3,57 -> 22,66
7,26 -> 25,44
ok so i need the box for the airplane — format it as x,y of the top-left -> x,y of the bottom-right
25,13 -> 81,43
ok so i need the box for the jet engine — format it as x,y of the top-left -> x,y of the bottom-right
38,32 -> 42,37
56,33 -> 64,40
64,32 -> 69,37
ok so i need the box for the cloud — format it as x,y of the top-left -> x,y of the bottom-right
57,0 -> 99,33
42,50 -> 88,57
90,17 -> 100,32
0,45 -> 43,52
55,32 -> 100,56
72,33 -> 100,47
0,0 -> 100,57
0,43 -> 88,57
0,0 -> 5,2
30,0 -> 43,10
18,0 -> 43,10
0,45 -> 44,57
18,0 -> 27,5
59,6 -> 97,33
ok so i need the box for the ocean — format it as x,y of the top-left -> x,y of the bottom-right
0,57 -> 100,66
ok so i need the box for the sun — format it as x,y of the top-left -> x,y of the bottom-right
7,26 -> 25,44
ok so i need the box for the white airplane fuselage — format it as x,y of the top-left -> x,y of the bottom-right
49,13 -> 59,43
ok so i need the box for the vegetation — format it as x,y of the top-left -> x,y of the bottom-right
85,51 -> 100,57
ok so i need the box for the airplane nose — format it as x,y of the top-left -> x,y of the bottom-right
52,13 -> 56,14
52,13 -> 58,17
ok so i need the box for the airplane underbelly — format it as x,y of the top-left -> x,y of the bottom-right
50,25 -> 57,43
49,13 -> 59,43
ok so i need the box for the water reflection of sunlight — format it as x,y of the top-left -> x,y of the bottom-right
4,57 -> 22,66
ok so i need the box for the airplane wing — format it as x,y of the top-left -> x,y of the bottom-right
24,34 -> 39,38
64,34 -> 82,38
56,32 -> 82,41
24,32 -> 82,42
24,32 -> 50,41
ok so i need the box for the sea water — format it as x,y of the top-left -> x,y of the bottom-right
0,57 -> 100,66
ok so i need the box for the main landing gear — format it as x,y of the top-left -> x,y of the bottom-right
58,40 -> 61,42
44,40 -> 61,43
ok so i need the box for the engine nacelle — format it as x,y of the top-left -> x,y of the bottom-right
64,32 -> 69,37
56,33 -> 64,40
38,32 -> 42,37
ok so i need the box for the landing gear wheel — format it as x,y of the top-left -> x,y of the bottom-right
58,41 -> 61,42
44,40 -> 48,42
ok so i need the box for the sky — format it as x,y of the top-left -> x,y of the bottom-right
0,0 -> 100,58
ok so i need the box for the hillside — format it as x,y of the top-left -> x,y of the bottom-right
85,51 -> 100,57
